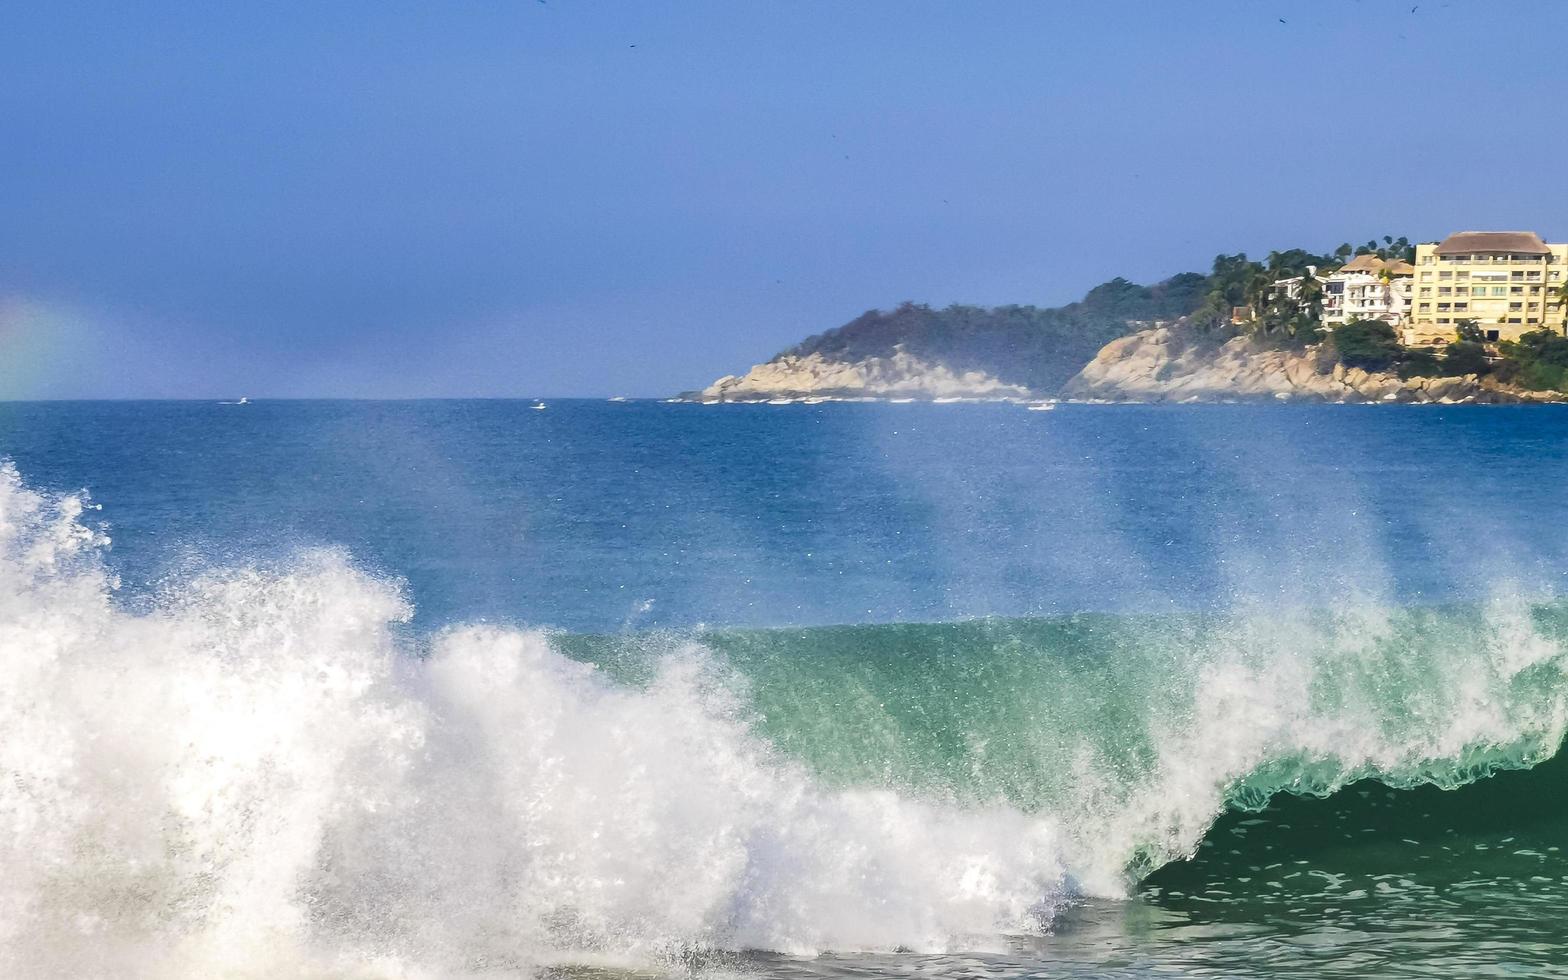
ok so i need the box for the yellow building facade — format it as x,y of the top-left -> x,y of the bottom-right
1404,231 -> 1568,347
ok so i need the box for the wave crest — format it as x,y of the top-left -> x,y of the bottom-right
7,463 -> 1568,975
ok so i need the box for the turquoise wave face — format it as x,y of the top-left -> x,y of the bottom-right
552,607 -> 1568,976
560,602 -> 1568,889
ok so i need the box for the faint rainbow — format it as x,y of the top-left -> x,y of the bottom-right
0,297 -> 95,400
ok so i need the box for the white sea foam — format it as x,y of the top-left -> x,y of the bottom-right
0,463 -> 1066,977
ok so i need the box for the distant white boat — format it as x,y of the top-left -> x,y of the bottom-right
888,398 -> 915,404
608,396 -> 628,402
219,396 -> 249,405
531,401 -> 548,411
1026,402 -> 1056,411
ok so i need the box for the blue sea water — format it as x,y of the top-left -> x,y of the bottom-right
4,399 -> 1568,631
8,400 -> 1568,979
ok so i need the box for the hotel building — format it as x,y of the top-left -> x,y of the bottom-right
1405,231 -> 1568,347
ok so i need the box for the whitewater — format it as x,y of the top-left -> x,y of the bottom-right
8,443 -> 1568,979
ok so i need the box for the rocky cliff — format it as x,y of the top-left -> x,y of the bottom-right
690,347 -> 1033,402
1062,324 -> 1548,404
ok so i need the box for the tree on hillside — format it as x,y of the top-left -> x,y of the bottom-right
1455,318 -> 1485,343
1352,235 -> 1414,262
1555,281 -> 1568,335
1442,341 -> 1490,376
1245,267 -> 1278,325
1246,249 -> 1329,345
1191,253 -> 1264,332
1497,330 -> 1568,391
1331,319 -> 1401,371
1286,272 -> 1325,346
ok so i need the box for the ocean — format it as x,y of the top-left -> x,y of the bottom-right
4,399 -> 1568,978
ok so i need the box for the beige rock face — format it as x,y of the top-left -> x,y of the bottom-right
691,348 -> 1032,402
1061,324 -> 1549,404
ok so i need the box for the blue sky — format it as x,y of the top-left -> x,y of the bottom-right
3,1 -> 1565,398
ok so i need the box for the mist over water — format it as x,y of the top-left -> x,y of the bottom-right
8,402 -> 1568,977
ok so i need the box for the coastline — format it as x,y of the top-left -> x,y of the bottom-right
682,323 -> 1566,406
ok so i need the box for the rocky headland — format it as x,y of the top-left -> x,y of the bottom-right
1061,322 -> 1552,404
681,271 -> 1564,405
686,321 -> 1560,404
690,348 -> 1031,402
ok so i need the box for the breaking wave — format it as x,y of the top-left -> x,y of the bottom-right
5,461 -> 1568,976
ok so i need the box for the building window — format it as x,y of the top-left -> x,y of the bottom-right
1419,303 -> 1431,311
1438,287 -> 1452,296
1493,287 -> 1507,296
1455,303 -> 1468,311
1487,329 -> 1500,340
1420,271 -> 1433,281
1439,271 -> 1453,280
1438,317 -> 1451,324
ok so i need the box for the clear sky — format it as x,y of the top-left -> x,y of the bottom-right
3,1 -> 1565,399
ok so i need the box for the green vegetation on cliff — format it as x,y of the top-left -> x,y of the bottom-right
1326,316 -> 1568,393
781,274 -> 1210,393
1494,331 -> 1568,391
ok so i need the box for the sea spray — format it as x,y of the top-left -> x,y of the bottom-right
0,465 -> 1067,976
7,461 -> 1568,976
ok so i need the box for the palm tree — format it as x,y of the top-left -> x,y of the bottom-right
1296,270 -> 1325,323
1244,267 -> 1277,328
1290,270 -> 1326,344
1555,280 -> 1568,336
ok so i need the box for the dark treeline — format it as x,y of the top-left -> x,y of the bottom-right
783,274 -> 1208,393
